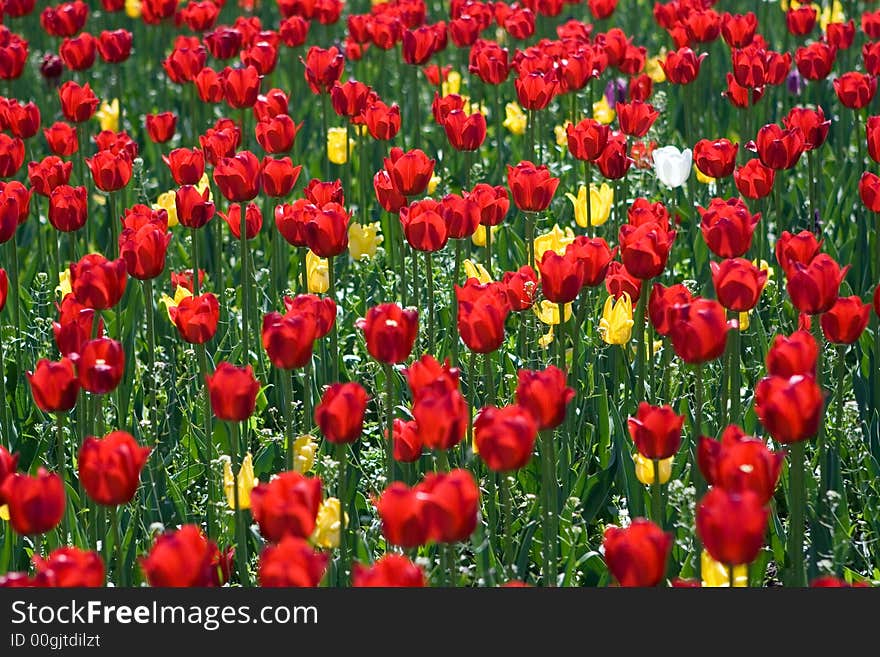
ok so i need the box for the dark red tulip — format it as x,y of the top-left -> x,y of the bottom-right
402,24 -> 445,65
514,366 -> 574,431
145,112 -> 176,143
59,33 -> 96,71
754,374 -> 823,443
384,147 -> 435,197
400,198 -> 447,252
750,124 -> 806,170
648,283 -> 693,336
175,185 -> 215,230
2,100 -> 40,139
27,157 -> 72,197
258,536 -> 328,587
86,149 -> 132,192
627,402 -> 685,460
1,469 -> 65,535
70,254 -> 127,310
78,430 -> 150,506
255,115 -> 300,154
668,297 -> 731,363
698,425 -> 784,504
305,202 -> 349,257
119,222 -> 172,280
52,295 -> 102,358
315,382 -> 368,444
820,296 -> 871,344
795,41 -> 837,81
391,419 -> 422,463
605,261 -> 642,302
711,258 -> 767,312
33,547 -> 105,587
163,148 -> 205,186
169,293 -> 220,344
468,39 -> 510,85
566,118 -> 609,162
783,106 -> 830,151
412,385 -> 468,451
58,81 -> 99,123
364,101 -> 401,141
261,311 -> 316,370
376,482 -> 430,548
27,358 -> 80,413
603,519 -> 671,587
77,338 -> 125,394
859,171 -> 880,212
834,71 -> 877,110
250,472 -> 322,542
206,362 -> 260,422
696,488 -> 768,566
474,404 -> 537,472
0,135 -> 24,178
303,46 -> 345,94
213,150 -> 261,202
595,132 -> 632,180
787,254 -> 848,315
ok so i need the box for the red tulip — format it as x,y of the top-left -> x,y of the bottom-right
145,112 -> 176,143
820,296 -> 871,344
507,160 -> 559,212
698,425 -> 784,504
255,115 -> 300,154
304,179 -> 344,206
140,525 -> 226,587
874,285 -> 880,319
33,547 -> 105,587
625,402 -> 684,461
0,269 -> 6,312
175,185 -> 215,229
786,5 -> 817,35
400,198 -> 448,252
595,132 -> 632,179
70,254 -> 127,310
783,106 -> 830,151
455,279 -> 511,353
795,41 -> 836,81
696,488 -> 768,565
605,261 -> 642,302
859,171 -> 880,212
261,311 -> 316,370
693,139 -> 738,179
0,135 -> 24,178
352,554 -> 425,587
826,20 -> 855,50
206,362 -> 260,422
305,202 -> 349,256
419,468 -> 479,543
77,338 -> 125,394
514,70 -> 558,110
1,469 -> 65,535
698,198 -> 760,258
58,81 -> 99,122
53,295 -> 101,357
661,47 -> 706,84
538,250 -> 583,304
27,157 -> 72,197
442,110 -> 487,151
775,230 -> 823,279
440,192 -> 480,239
402,24 -> 445,65
2,100 -> 41,140
766,330 -> 818,378
220,203 -> 262,241
786,254 -> 848,315
377,482 -> 430,548
213,150 -> 261,202
391,419 -> 422,463
0,446 -> 17,506
733,159 -> 775,199
711,258 -> 767,311
221,65 -> 261,109
86,149 -> 133,192
27,358 -> 80,413
357,302 -> 419,364
303,46 -> 345,94
721,12 -> 757,48
514,365 -> 574,431
119,222 -> 172,280
603,518 -> 671,587
78,430 -> 150,506
474,404 -> 537,471
566,118 -> 609,162
330,79 -> 372,119
163,148 -> 205,186
750,124 -> 806,170
315,382 -> 368,444
249,467 -> 322,543
384,147 -> 435,197
169,293 -> 220,344
258,536 -> 328,587
468,39 -> 510,85
404,354 -> 460,399
411,385 -> 468,451
616,101 -> 659,138
469,183 -> 509,227
283,294 -> 336,338
834,71 -> 877,109
364,101 -> 401,141
754,374 -> 823,443
668,297 -> 731,363
163,41 -> 207,84
648,282 -> 694,336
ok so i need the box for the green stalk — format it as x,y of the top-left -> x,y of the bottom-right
693,363 -> 705,495
328,256 -> 338,382
7,239 -> 22,375
635,280 -> 648,404
452,239 -> 463,365
787,441 -> 806,587
426,252 -> 435,354
239,203 -> 251,363
110,505 -> 124,586
729,319 -> 742,422
230,421 -> 249,586
0,333 -> 9,450
283,371 -> 295,471
321,93 -> 330,180
384,362 -> 395,484
584,160 -> 593,237
540,429 -> 557,586
526,212 -> 536,271
651,458 -> 663,528
56,413 -> 69,544
196,342 -> 214,538
500,473 -> 513,574
336,442 -> 348,586
303,359 -> 313,434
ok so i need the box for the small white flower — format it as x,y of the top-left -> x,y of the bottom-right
653,145 -> 692,188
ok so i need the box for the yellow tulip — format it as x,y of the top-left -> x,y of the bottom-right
160,285 -> 193,322
471,223 -> 499,247
311,497 -> 348,549
701,550 -> 748,587
327,127 -> 354,165
533,300 -> 572,326
463,259 -> 492,284
153,190 -> 179,228
820,1 -> 844,30
56,270 -> 72,299
592,96 -> 615,125
503,101 -> 527,136
95,99 -> 120,133
442,71 -> 462,97
196,173 -> 212,197
349,222 -> 383,261
598,293 -> 634,345
566,183 -> 613,228
738,311 -> 750,332
125,0 -> 141,18
634,453 -> 673,485
533,224 -> 575,263
427,173 -> 441,195
0,504 -> 8,521
306,250 -> 329,294
554,121 -> 571,148
538,326 -> 555,348
646,55 -> 667,83
695,166 -> 715,185
461,96 -> 488,117
292,435 -> 317,474
223,453 -> 257,511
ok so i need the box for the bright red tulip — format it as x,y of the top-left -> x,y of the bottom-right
250,471 -> 322,542
603,519 -> 671,587
711,258 -> 767,312
77,338 -> 125,394
213,151 -> 261,202
698,198 -> 760,258
1,469 -> 65,535
86,149 -> 133,192
78,431 -> 150,506
70,254 -> 127,310
507,160 -> 559,212
733,159 -> 775,199
455,279 -> 511,353
169,293 -> 220,344
783,106 -> 830,150
119,222 -> 172,280
140,525 -> 226,587
33,547 -> 105,587
474,404 -> 537,472
698,425 -> 784,504
514,365 -> 574,431
206,362 -> 260,422
693,139 -> 738,179
419,469 -> 479,543
648,282 -> 693,336
261,311 -> 316,369
357,303 -> 419,364
696,488 -> 768,566
750,124 -> 806,170
820,296 -> 871,344
400,198 -> 447,252
668,297 -> 731,363
384,147 -> 435,197
352,554 -> 425,587
315,382 -> 368,444
58,81 -> 99,123
786,254 -> 848,315
754,374 -> 823,443
566,118 -> 609,162
258,536 -> 328,587
27,358 -> 80,413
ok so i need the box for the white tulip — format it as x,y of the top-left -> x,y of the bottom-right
653,145 -> 692,189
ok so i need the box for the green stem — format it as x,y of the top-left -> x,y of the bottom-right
500,473 -> 513,574
540,429 -> 557,586
635,280 -> 648,405
230,421 -> 249,586
452,240 -> 463,365
426,252 -> 435,354
384,362 -> 394,484
196,342 -> 214,537
0,333 -> 9,450
336,442 -> 348,586
303,359 -> 312,434
56,413 -> 69,544
584,160 -> 593,236
192,228 -> 201,296
788,441 -> 806,587
651,458 -> 663,528
328,256 -> 338,382
283,371 -> 295,471
110,505 -> 124,586
729,318 -> 741,422
239,203 -> 251,363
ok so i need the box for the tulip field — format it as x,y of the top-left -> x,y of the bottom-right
1,0 -> 880,589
